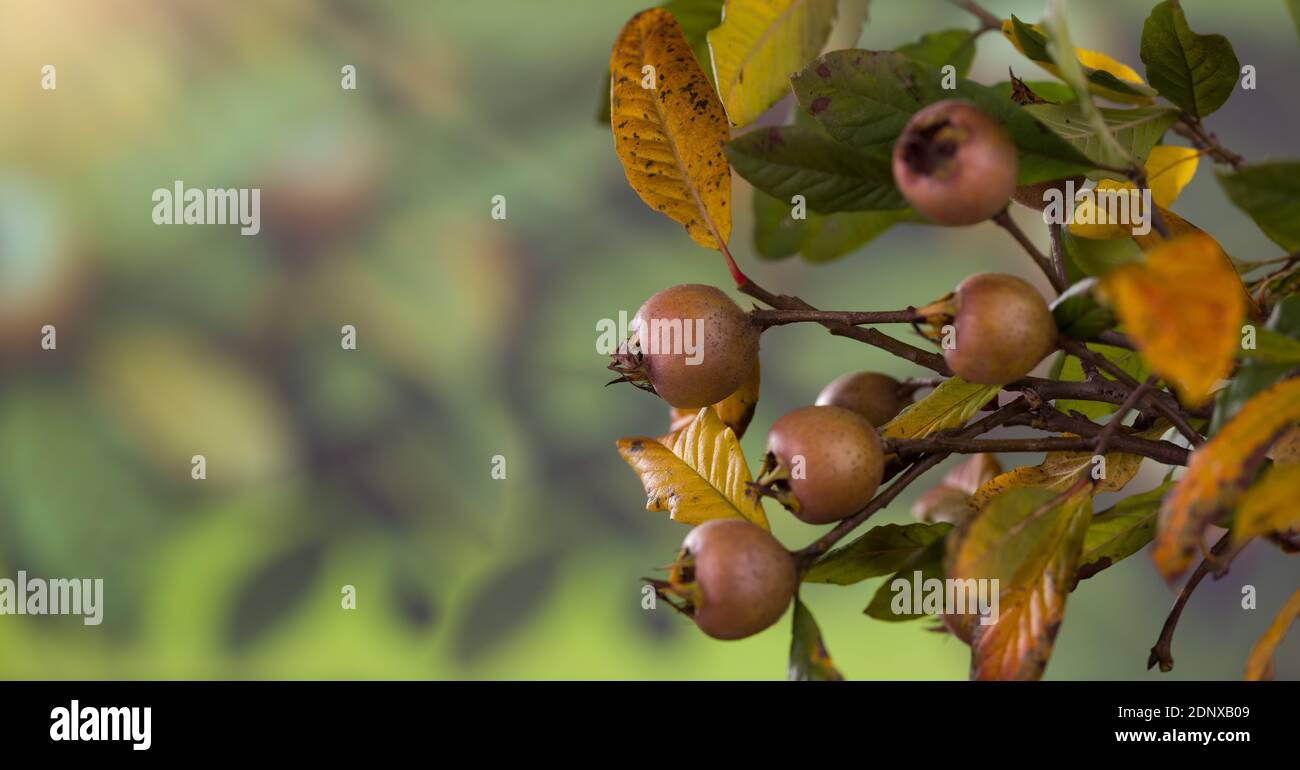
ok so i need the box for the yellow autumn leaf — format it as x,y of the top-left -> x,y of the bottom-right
1233,463 -> 1300,545
1100,231 -> 1245,407
1001,18 -> 1153,105
611,8 -> 732,249
707,0 -> 838,127
968,425 -> 1164,508
617,406 -> 769,529
880,378 -> 1000,441
1069,146 -> 1200,240
668,360 -> 760,438
1244,589 -> 1300,681
1155,377 -> 1300,581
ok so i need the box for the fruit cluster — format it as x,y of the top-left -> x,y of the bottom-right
612,104 -> 1063,638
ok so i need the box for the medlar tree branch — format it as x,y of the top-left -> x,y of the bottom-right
1058,338 -> 1206,446
749,308 -> 922,328
1172,117 -> 1245,170
1148,532 -> 1249,673
949,0 -> 1004,36
886,425 -> 1189,466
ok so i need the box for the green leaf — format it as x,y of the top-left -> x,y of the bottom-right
1241,327 -> 1300,365
1212,296 -> 1300,433
1055,343 -> 1150,420
880,377 -> 1001,440
596,0 -> 723,123
790,50 -> 1095,184
727,124 -> 905,212
1050,278 -> 1116,339
227,541 -> 325,651
989,79 -> 1078,104
708,0 -> 840,127
1074,480 -> 1173,586
894,29 -> 976,77
864,535 -> 946,622
804,522 -> 952,585
1061,227 -> 1143,278
1140,0 -> 1240,118
752,190 -> 909,262
789,598 -> 844,681
1029,8 -> 1137,169
1024,103 -> 1179,171
1217,162 -> 1300,253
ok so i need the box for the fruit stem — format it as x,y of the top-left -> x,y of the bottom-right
992,208 -> 1067,294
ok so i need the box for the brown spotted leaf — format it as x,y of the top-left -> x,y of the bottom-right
611,8 -> 732,249
1155,377 -> 1300,581
618,407 -> 768,529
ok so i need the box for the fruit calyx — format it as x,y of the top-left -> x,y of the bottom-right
900,118 -> 967,180
751,451 -> 801,514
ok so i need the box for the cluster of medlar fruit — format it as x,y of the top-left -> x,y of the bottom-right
620,101 -> 1062,641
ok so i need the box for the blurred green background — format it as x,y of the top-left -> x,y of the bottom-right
0,0 -> 1294,679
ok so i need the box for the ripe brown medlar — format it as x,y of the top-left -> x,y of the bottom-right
892,99 -> 1018,226
758,405 -> 884,525
610,284 -> 759,409
815,371 -> 904,427
652,518 -> 797,640
940,272 -> 1057,385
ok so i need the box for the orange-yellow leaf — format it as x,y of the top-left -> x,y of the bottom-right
1130,208 -> 1262,321
1100,231 -> 1245,406
617,407 -> 768,529
1155,377 -> 1300,580
969,429 -> 1157,509
948,485 -> 1092,680
669,360 -> 759,438
611,8 -> 732,249
1244,589 -> 1300,681
1233,462 -> 1300,546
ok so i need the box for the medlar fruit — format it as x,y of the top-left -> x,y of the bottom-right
760,405 -> 884,524
610,284 -> 759,409
892,99 -> 1018,226
815,371 -> 904,427
942,272 -> 1057,385
658,518 -> 797,640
